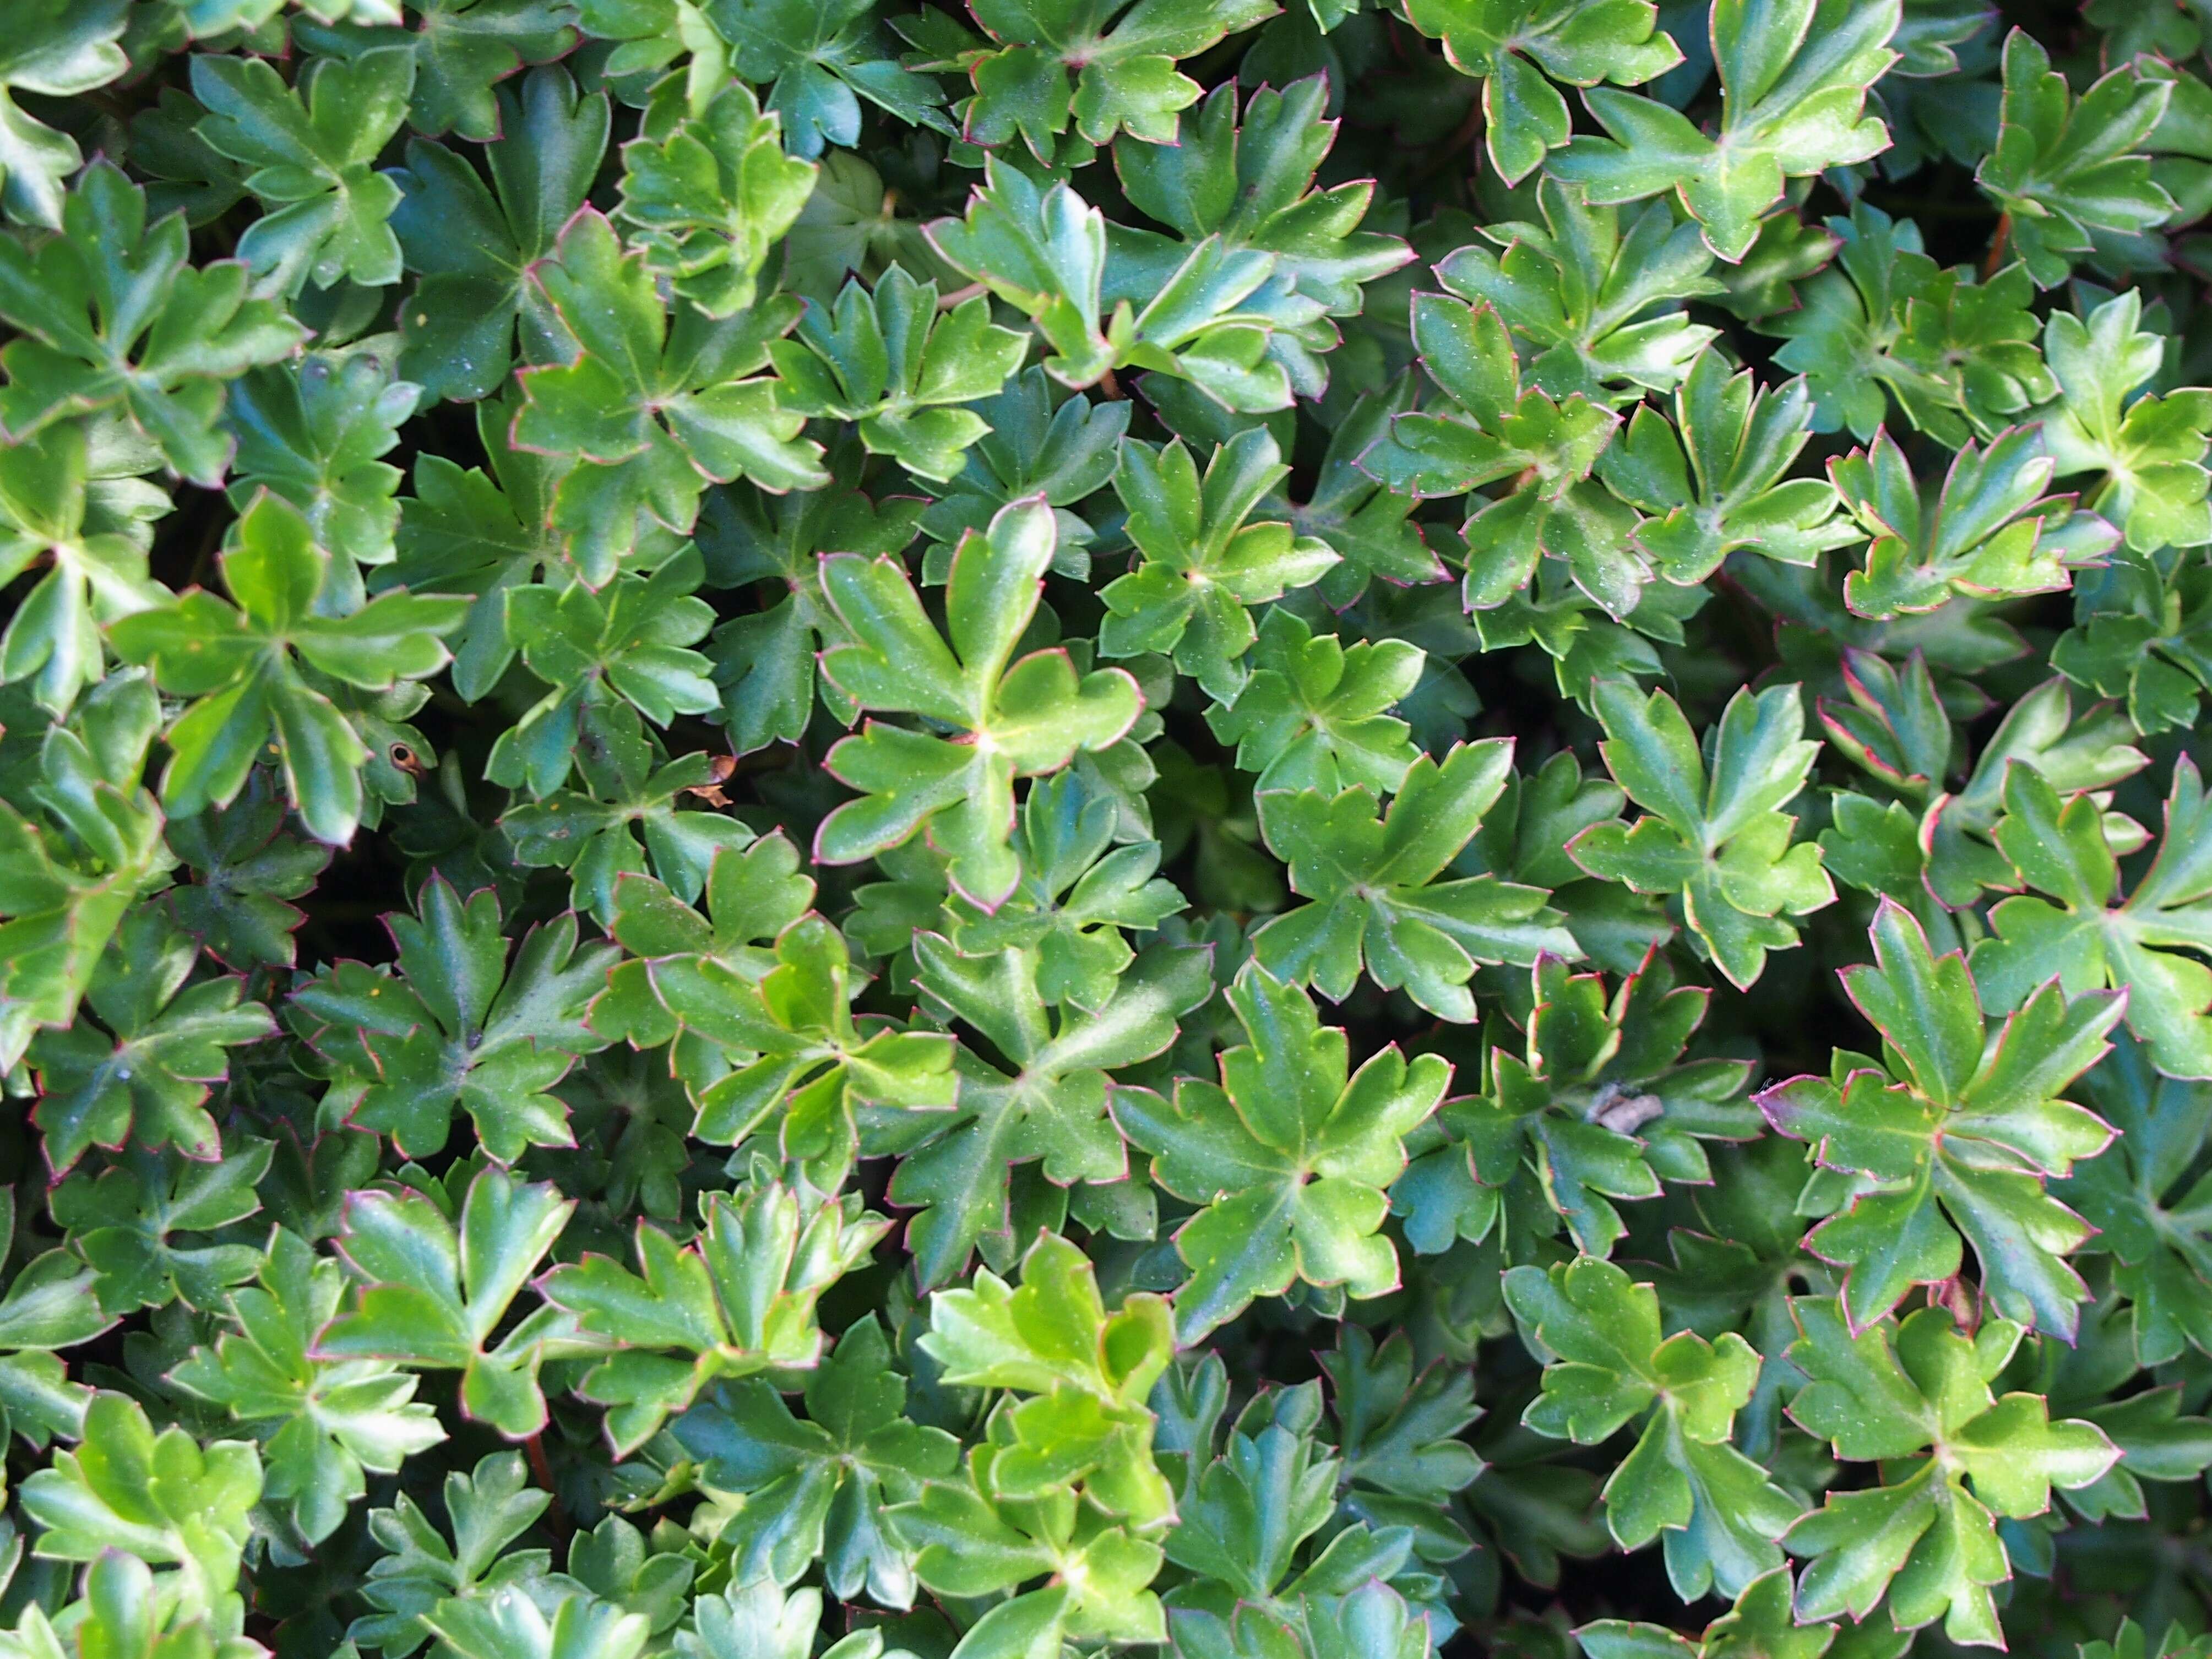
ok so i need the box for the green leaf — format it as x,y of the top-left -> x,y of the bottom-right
0,1 -> 127,228
926,160 -> 1296,412
1436,178 -> 1722,405
1116,963 -> 1449,1341
1157,1361 -> 1374,1614
513,208 -> 828,568
1762,898 -> 2123,1335
1253,739 -> 1577,1021
0,1244 -> 112,1356
1106,74 -> 1413,396
0,1250 -> 103,1454
768,265 -> 1030,480
1100,427 -> 1338,700
1286,387 -> 1448,599
1828,425 -> 2115,619
574,0 -> 729,97
191,44 -> 417,296
1550,0 -> 1901,260
1399,0 -> 1682,184
709,0 -> 955,158
0,160 -> 306,485
950,0 -> 1279,155
814,497 -> 1143,908
1206,606 -> 1424,798
316,1163 -> 579,1438
0,672 -> 174,1072
705,472 -> 925,752
1854,674 -> 2145,912
683,1582 -> 869,1659
1783,1299 -> 2118,1643
484,553 -> 722,793
943,769 -> 1188,1013
2052,543 -> 2212,738
1361,292 -> 1642,616
1325,1324 -> 1485,1544
888,1454 -> 1166,1650
297,1 -> 583,143
2035,290 -> 2212,554
289,874 -> 616,1162
1814,647 -> 1956,819
888,1241 -> 1175,1647
894,935 -> 1209,1287
502,736 -> 755,927
635,905 -> 958,1181
376,395 -> 571,698
348,1451 -> 556,1656
2082,1625 -> 2212,1659
1366,289 -> 1612,501
563,1512 -> 694,1635
1763,200 -> 2056,448
27,909 -> 274,1176
916,365 -> 1130,566
615,78 -> 818,319
1596,349 -> 1860,585
3,1549 -> 259,1659
224,343 -> 422,570
922,1228 -> 1176,1525
50,1133 -> 270,1314
1975,30 -> 2177,289
1569,679 -> 1832,988
109,492 -> 468,844
542,1175 -> 888,1452
170,1226 -> 445,1545
20,1391 -> 261,1624
591,829 -> 816,1051
6,7 -> 2211,1652
1578,1567 -> 1846,1659
1975,757 -> 2212,1080
1453,745 -> 1669,972
2057,1032 -> 2212,1365
778,150 -> 915,300
128,81 -> 253,232
1396,950 -> 1756,1260
0,418 -> 171,718
1506,1254 -> 1801,1601
388,66 -> 611,403
425,1587 -> 651,1659
673,1314 -> 959,1604
1713,210 -> 1841,322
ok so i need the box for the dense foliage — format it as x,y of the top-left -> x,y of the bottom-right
4,1 -> 2212,1657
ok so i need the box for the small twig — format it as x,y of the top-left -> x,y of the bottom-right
523,1432 -> 570,1537
1983,211 -> 2012,280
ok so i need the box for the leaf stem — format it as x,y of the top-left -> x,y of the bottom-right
524,1430 -> 570,1537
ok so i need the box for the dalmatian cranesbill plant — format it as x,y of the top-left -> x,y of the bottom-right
3,0 -> 2212,1656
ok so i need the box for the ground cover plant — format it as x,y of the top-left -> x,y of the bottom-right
7,0 -> 2212,1656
